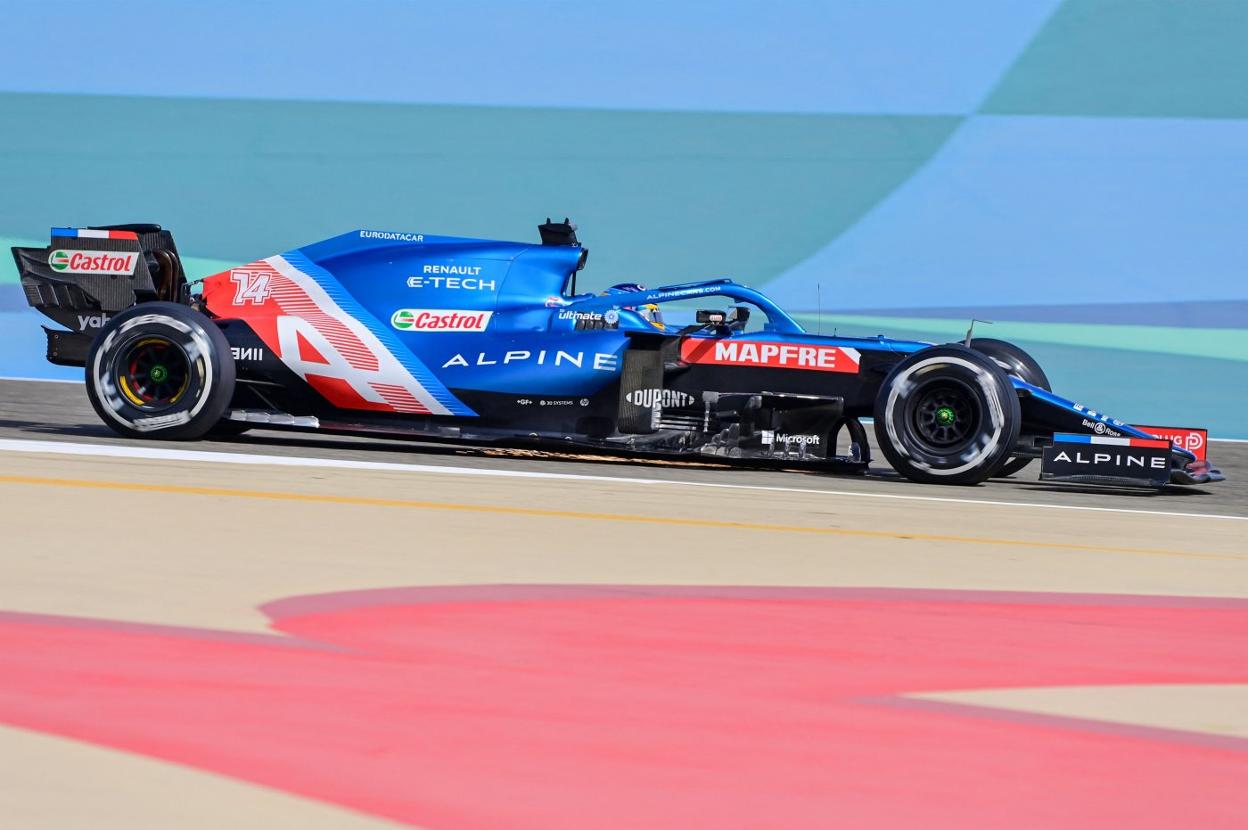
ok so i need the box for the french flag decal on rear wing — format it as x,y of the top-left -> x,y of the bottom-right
51,227 -> 139,240
1040,433 -> 1173,489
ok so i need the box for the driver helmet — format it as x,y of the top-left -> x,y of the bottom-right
605,283 -> 664,329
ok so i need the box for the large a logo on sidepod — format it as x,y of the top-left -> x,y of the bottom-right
206,257 -> 462,416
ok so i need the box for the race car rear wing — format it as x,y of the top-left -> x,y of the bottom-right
10,224 -> 191,366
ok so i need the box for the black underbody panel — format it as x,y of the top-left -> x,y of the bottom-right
219,322 -> 876,471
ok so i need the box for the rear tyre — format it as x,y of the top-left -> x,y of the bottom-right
969,338 -> 1048,478
86,302 -> 235,440
874,345 -> 1021,485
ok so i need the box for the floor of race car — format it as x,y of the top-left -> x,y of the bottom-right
0,378 -> 1245,830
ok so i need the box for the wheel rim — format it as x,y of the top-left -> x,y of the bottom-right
908,380 -> 980,451
115,336 -> 191,410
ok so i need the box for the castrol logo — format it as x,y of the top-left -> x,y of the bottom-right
48,249 -> 139,276
390,309 -> 493,332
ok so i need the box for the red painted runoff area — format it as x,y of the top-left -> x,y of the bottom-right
1,586 -> 1245,828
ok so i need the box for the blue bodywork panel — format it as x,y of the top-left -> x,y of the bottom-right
286,230 -> 932,401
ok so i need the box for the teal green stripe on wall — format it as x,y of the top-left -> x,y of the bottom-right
982,0 -> 1248,118
0,93 -> 959,290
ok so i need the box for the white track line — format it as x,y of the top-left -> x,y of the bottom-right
0,437 -> 1242,522
0,376 -> 83,384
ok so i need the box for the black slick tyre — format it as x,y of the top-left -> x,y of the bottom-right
86,302 -> 236,440
969,338 -> 1048,478
874,344 -> 1021,485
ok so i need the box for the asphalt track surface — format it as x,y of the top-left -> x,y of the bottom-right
1,378 -> 1245,829
2,379 -> 1245,516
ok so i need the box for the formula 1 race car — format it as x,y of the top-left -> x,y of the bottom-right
12,221 -> 1224,488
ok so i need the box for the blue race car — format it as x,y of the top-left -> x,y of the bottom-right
12,220 -> 1223,488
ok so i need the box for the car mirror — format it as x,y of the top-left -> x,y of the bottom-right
696,309 -> 726,325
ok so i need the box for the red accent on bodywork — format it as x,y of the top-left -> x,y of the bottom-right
303,374 -> 394,412
295,330 -> 330,365
680,338 -> 861,373
1135,425 -> 1209,461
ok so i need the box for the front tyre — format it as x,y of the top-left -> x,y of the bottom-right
86,302 -> 236,440
874,345 -> 1021,485
969,338 -> 1049,478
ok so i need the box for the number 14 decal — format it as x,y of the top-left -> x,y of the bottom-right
230,270 -> 273,305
